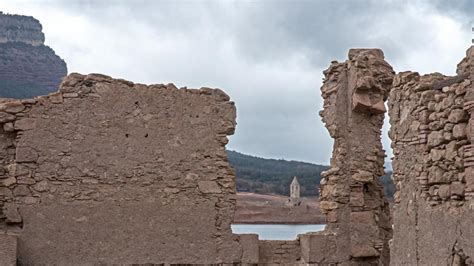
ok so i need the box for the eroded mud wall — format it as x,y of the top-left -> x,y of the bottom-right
389,47 -> 474,265
0,73 -> 243,264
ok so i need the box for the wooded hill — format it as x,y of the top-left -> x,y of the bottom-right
227,150 -> 394,199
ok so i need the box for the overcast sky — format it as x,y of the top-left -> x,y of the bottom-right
1,0 -> 472,164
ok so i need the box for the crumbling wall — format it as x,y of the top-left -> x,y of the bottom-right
0,73 -> 244,264
388,46 -> 474,265
319,49 -> 394,265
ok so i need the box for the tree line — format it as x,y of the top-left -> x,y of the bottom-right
227,150 -> 394,199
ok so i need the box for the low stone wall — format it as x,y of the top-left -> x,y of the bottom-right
258,240 -> 301,264
388,47 -> 474,265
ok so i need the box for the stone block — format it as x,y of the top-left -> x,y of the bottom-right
0,233 -> 17,266
198,181 -> 221,194
15,147 -> 38,163
14,118 -> 36,131
0,112 -> 15,123
450,182 -> 465,196
430,149 -> 445,162
351,244 -> 379,258
0,176 -> 16,187
445,141 -> 458,161
350,211 -> 375,224
453,123 -> 467,139
0,187 -> 13,198
427,131 -> 444,147
239,234 -> 259,263
63,92 -> 79,98
438,184 -> 451,199
428,166 -> 448,184
3,202 -> 22,224
48,92 -> 63,103
3,122 -> 14,132
299,232 -> 338,263
319,201 -> 338,212
350,186 -> 365,207
352,170 -> 373,183
448,109 -> 467,123
4,101 -> 25,113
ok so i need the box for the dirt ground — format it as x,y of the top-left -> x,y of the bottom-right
233,192 -> 326,224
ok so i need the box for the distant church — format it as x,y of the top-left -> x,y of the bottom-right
287,176 -> 301,207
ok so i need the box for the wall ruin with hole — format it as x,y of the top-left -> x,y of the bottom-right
0,46 -> 473,265
388,46 -> 474,265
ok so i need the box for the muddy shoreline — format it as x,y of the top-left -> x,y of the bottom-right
233,192 -> 326,224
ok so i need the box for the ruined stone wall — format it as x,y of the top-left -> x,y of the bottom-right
0,73 -> 245,264
319,49 -> 393,265
388,47 -> 474,265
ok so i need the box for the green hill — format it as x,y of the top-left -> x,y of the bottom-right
227,150 -> 394,199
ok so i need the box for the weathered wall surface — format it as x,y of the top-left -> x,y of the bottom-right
388,46 -> 474,265
0,233 -> 17,266
258,240 -> 301,264
0,73 -> 244,264
319,49 -> 394,265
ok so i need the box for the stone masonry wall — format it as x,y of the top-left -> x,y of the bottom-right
0,73 -> 245,264
258,240 -> 301,264
388,46 -> 474,265
319,49 -> 393,265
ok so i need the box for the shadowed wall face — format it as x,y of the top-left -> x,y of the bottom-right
389,46 -> 474,265
0,73 -> 242,264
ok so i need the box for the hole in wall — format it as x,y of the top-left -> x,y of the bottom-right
229,151 -> 327,240
381,110 -> 395,202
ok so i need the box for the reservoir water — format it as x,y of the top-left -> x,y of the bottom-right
231,224 -> 325,240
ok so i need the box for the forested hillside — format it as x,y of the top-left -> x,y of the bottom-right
227,150 -> 394,199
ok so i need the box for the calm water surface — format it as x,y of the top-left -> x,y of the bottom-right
231,224 -> 325,240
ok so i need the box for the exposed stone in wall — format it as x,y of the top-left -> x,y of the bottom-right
389,46 -> 474,265
0,73 -> 245,264
0,13 -> 67,98
319,49 -> 394,265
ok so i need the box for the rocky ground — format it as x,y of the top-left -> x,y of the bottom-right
234,192 -> 325,224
